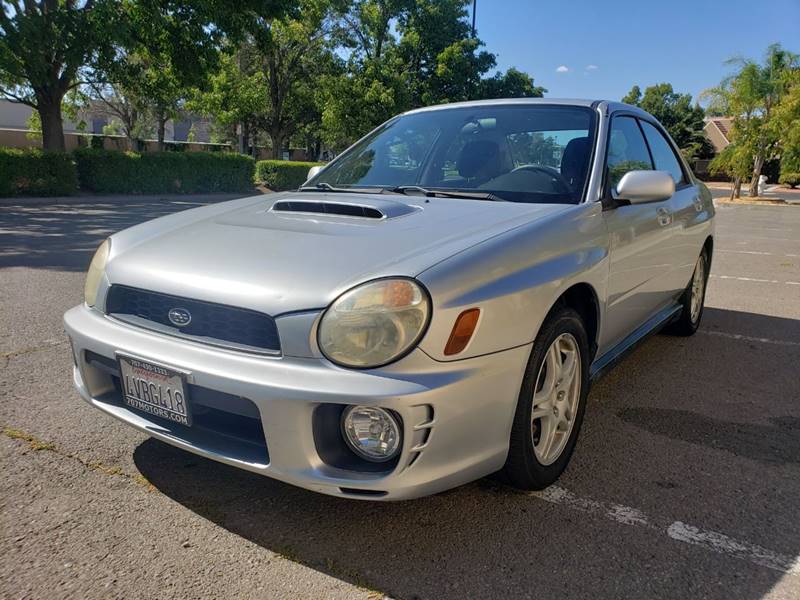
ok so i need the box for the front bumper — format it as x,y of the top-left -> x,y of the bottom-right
64,305 -> 530,500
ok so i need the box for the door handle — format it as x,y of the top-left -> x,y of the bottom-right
656,207 -> 672,227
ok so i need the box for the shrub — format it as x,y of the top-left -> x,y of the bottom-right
780,172 -> 800,188
74,149 -> 255,194
255,160 -> 324,191
0,148 -> 78,197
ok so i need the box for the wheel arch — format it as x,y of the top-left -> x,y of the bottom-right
550,282 -> 600,360
703,235 -> 714,270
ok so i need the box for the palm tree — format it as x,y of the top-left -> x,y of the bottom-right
701,44 -> 799,197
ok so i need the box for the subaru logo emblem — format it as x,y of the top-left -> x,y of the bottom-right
168,307 -> 192,327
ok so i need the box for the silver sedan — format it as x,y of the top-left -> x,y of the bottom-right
64,98 -> 714,500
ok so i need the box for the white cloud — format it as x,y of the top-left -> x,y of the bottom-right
556,65 -> 569,73
585,64 -> 599,71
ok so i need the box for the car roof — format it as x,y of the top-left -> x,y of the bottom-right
403,98 -> 653,120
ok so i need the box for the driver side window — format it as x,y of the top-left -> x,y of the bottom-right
606,116 -> 653,191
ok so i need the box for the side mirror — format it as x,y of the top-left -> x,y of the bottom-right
306,165 -> 323,182
615,170 -> 675,204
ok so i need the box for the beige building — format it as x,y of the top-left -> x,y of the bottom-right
703,117 -> 733,154
0,98 -> 214,149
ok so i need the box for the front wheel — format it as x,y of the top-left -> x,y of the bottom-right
502,306 -> 590,490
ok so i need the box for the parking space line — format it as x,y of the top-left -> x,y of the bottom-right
710,275 -> 800,286
699,330 -> 800,347
717,250 -> 799,258
531,486 -> 800,575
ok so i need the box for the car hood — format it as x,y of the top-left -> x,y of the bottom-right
106,191 -> 570,315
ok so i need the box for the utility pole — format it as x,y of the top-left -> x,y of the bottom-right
471,0 -> 477,37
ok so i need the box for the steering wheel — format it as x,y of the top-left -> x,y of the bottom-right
510,165 -> 572,194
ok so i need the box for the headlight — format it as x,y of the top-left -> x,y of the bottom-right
318,278 -> 430,368
341,406 -> 402,462
84,238 -> 110,306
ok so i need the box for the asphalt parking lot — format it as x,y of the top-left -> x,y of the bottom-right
1,195 -> 799,599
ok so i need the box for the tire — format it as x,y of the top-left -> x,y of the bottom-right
665,248 -> 709,337
502,306 -> 590,490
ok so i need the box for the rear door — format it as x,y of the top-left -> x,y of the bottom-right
599,115 -> 677,353
638,119 -> 702,295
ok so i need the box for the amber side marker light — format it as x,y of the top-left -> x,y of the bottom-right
444,308 -> 481,356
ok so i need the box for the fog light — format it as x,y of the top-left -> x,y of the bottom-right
341,406 -> 401,462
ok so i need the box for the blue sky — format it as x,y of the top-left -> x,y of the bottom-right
474,0 -> 799,103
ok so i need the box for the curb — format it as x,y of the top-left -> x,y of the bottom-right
713,199 -> 798,207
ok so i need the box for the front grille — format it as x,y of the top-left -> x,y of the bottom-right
105,285 -> 281,354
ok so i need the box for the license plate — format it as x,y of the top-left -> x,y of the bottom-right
117,355 -> 191,426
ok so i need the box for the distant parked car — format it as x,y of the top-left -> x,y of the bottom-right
64,99 -> 714,500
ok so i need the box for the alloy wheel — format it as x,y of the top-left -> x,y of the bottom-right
531,332 -> 582,466
690,254 -> 706,323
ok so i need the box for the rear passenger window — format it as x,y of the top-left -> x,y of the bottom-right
606,116 -> 653,190
640,121 -> 685,185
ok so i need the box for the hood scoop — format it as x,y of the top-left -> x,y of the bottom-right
272,200 -> 384,219
270,196 -> 420,221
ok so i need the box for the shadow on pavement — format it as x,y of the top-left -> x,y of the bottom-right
0,196 -> 246,271
134,307 -> 800,600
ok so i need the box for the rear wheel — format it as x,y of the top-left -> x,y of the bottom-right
502,306 -> 590,490
666,249 -> 709,336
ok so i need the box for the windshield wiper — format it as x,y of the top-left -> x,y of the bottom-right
298,182 -> 383,194
387,185 -> 505,202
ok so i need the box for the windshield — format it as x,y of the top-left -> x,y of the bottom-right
309,104 -> 596,204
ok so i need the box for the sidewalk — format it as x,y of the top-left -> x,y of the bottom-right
704,181 -> 800,205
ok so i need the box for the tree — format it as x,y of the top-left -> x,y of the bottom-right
701,44 -> 799,196
621,85 -> 641,106
191,1 -> 340,158
709,143 -> 753,200
480,67 -> 546,99
621,83 -> 713,161
0,0 -> 293,151
769,68 -> 800,188
320,0 -> 543,149
0,1 -> 114,150
188,46 -> 264,154
254,6 -> 339,158
85,82 -> 151,149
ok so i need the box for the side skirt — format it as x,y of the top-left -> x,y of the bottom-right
589,303 -> 682,383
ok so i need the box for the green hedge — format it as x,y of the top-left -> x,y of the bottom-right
0,148 -> 78,196
74,149 -> 255,194
255,160 -> 324,191
779,172 -> 799,188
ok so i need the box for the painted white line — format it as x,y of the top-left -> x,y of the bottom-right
710,275 -> 800,286
711,275 -> 779,283
667,522 -> 800,575
699,330 -> 800,347
717,249 -> 800,259
531,486 -> 800,575
717,250 -> 774,256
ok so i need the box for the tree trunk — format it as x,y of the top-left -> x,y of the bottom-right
239,121 -> 250,155
731,177 -> 742,199
38,100 -> 65,151
270,131 -> 284,160
157,111 -> 167,152
749,154 -> 765,197
249,129 -> 258,158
